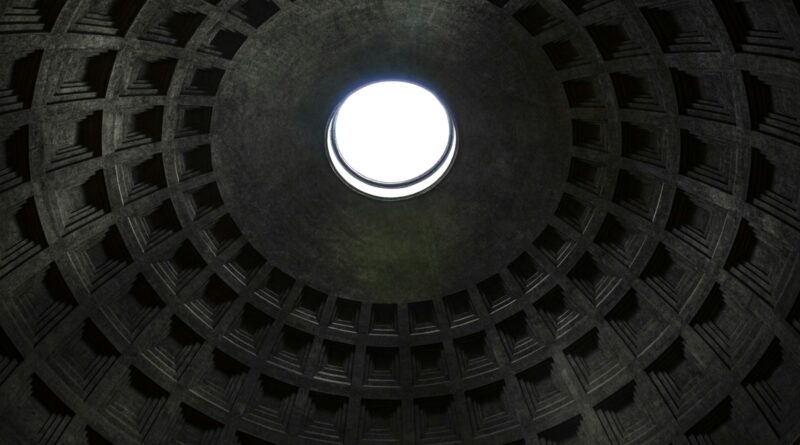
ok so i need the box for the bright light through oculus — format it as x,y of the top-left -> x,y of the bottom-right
327,81 -> 456,199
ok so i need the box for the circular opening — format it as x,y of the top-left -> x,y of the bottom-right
327,81 -> 457,200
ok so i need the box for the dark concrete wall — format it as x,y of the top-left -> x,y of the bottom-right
0,0 -> 800,444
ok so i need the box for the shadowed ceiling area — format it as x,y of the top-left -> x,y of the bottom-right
1,0 -> 800,444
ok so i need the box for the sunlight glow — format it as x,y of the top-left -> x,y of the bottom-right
327,81 -> 456,200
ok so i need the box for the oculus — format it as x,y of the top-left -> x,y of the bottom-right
326,81 -> 456,200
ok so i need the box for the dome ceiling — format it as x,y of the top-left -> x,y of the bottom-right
1,0 -> 800,444
214,0 -> 568,302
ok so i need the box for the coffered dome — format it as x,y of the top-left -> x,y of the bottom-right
1,0 -> 799,444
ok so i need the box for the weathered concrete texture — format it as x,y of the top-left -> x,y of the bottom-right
214,0 -> 569,303
0,0 -> 800,444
